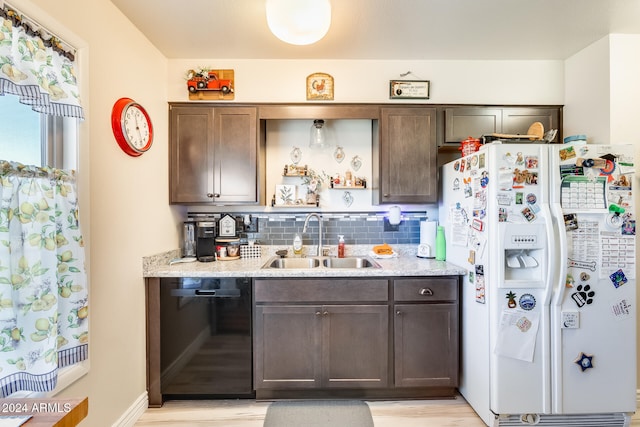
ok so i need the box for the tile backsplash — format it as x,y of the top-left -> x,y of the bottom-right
187,212 -> 428,247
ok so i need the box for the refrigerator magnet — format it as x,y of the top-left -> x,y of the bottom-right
574,352 -> 594,372
480,171 -> 489,188
521,206 -> 536,222
471,218 -> 484,231
515,152 -> 524,165
609,269 -> 628,288
519,294 -> 536,311
559,146 -> 576,161
611,298 -> 632,320
571,284 -> 595,307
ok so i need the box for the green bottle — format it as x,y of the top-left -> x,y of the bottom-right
435,226 -> 446,261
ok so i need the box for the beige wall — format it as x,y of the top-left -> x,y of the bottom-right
167,59 -> 564,104
23,0 -> 182,425
15,1 -> 635,425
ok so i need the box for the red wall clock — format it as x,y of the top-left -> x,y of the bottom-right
111,97 -> 154,157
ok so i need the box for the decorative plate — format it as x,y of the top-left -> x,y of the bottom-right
342,191 -> 354,207
290,146 -> 302,164
351,155 -> 362,171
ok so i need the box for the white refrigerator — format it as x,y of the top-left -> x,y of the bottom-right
439,142 -> 636,426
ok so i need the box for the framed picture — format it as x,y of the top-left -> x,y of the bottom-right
389,80 -> 430,99
307,72 -> 334,100
275,184 -> 296,205
186,68 -> 235,101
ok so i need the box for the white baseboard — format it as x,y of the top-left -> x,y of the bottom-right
112,391 -> 148,427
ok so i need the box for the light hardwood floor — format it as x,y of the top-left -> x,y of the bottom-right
134,396 -> 640,427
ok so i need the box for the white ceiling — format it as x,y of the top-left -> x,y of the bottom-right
110,0 -> 640,60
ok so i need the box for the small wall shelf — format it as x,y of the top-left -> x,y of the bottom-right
271,200 -> 320,208
330,185 -> 366,190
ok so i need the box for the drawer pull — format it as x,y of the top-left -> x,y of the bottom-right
419,288 -> 434,296
396,310 -> 401,315
315,311 -> 321,316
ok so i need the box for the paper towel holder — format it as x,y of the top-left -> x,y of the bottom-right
384,206 -> 401,231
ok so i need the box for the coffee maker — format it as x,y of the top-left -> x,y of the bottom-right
196,221 -> 216,262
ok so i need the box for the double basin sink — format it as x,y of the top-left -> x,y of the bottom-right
263,256 -> 381,270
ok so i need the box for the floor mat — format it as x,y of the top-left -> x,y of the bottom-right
263,400 -> 374,427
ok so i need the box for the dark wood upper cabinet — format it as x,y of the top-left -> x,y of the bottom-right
169,105 -> 262,204
375,107 -> 438,204
501,107 -> 561,142
442,106 -> 562,146
168,103 -> 561,206
169,105 -> 214,204
444,107 -> 502,143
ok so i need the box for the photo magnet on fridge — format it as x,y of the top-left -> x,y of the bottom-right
609,269 -> 628,288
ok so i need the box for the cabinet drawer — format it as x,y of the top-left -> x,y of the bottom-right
255,279 -> 388,303
393,278 -> 458,302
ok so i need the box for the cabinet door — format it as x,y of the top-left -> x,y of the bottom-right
169,106 -> 214,204
213,107 -> 259,203
502,107 -> 561,142
443,107 -> 502,145
394,303 -> 459,388
322,305 -> 389,388
377,107 -> 437,204
254,305 -> 322,389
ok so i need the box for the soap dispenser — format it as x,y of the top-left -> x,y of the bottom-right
338,235 -> 345,258
293,233 -> 303,255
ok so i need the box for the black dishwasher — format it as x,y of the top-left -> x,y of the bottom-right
159,277 -> 254,399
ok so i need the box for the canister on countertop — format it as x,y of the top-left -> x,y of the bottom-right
215,237 -> 240,259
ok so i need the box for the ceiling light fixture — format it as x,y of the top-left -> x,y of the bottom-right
266,0 -> 331,46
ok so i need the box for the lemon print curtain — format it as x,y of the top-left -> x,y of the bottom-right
0,5 -> 84,119
0,161 -> 88,396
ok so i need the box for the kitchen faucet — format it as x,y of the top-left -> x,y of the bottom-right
302,213 -> 323,256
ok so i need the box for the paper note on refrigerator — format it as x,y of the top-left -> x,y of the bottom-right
449,204 -> 469,246
494,309 -> 540,362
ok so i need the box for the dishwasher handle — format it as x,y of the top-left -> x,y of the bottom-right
170,288 -> 242,298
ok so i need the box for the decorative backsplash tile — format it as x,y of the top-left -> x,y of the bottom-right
187,212 -> 426,247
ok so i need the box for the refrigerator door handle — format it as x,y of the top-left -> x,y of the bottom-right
550,203 -> 568,306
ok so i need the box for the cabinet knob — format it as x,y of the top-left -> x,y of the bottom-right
383,193 -> 390,197
396,310 -> 401,315
315,311 -> 321,316
419,288 -> 434,296
323,311 -> 329,316
206,193 -> 221,198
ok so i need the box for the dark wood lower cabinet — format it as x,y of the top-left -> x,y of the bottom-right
253,304 -> 388,390
254,305 -> 322,389
253,277 -> 460,399
394,303 -> 459,388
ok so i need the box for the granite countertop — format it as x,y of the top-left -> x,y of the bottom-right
143,245 -> 466,278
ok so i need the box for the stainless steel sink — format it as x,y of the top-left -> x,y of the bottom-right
263,257 -> 321,269
322,257 -> 381,269
261,256 -> 381,269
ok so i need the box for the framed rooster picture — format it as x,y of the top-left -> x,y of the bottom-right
306,72 -> 334,100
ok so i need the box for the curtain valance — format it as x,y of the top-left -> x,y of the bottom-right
0,5 -> 84,119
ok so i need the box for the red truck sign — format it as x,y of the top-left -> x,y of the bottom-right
187,71 -> 233,94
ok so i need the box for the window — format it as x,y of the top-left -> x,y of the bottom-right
0,95 -> 77,169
